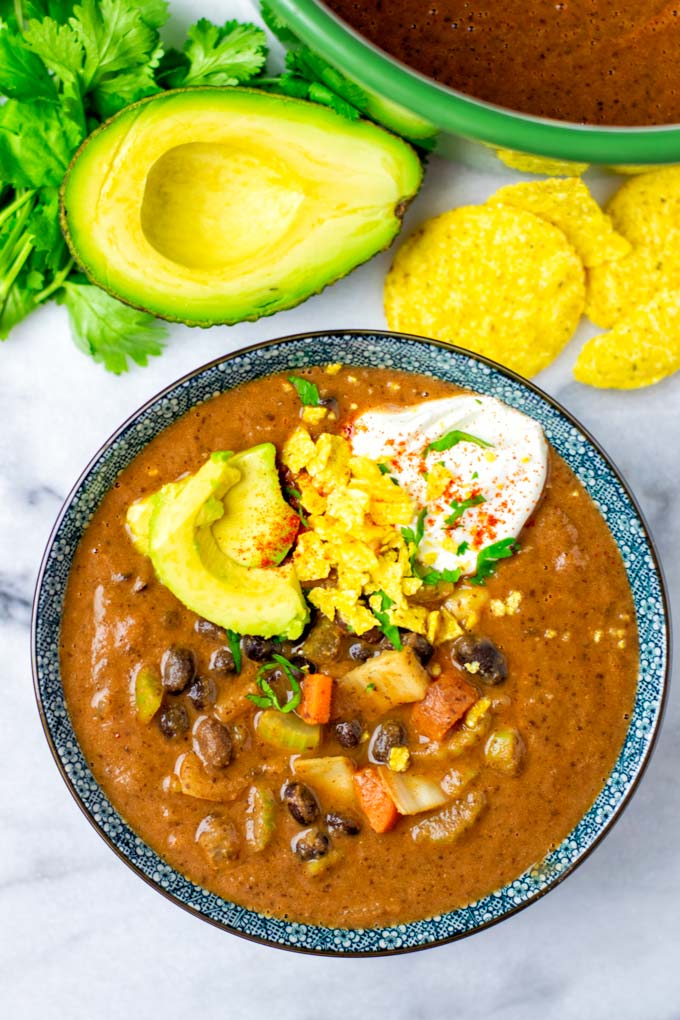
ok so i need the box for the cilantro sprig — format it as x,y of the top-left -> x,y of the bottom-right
426,429 -> 494,453
444,493 -> 486,526
0,3 -> 270,371
246,653 -> 304,713
369,590 -> 402,650
226,628 -> 242,674
288,374 -> 320,406
469,537 -> 520,585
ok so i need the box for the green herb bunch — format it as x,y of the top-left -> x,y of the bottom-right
0,0 -> 270,371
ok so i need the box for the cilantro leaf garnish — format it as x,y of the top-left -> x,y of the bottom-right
288,375 -> 320,406
369,590 -> 402,650
469,537 -> 520,586
401,506 -> 426,557
284,485 -> 308,527
456,541 -> 470,555
427,430 -> 493,453
60,279 -> 166,374
418,565 -> 461,586
378,462 -> 400,486
158,19 -> 267,88
246,653 -> 303,713
444,493 -> 486,526
226,629 -> 242,674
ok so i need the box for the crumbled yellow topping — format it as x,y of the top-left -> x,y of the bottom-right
301,405 -> 328,426
464,696 -> 492,730
593,629 -> 602,643
489,590 -> 522,617
325,363 -> 342,375
388,746 -> 411,772
445,586 -> 489,630
464,661 -> 481,674
283,427 -> 466,641
426,462 -> 455,501
544,628 -> 557,639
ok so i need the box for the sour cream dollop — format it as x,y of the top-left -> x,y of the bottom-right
349,395 -> 548,578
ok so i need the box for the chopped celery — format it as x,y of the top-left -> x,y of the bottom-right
175,752 -> 247,802
293,756 -> 356,807
484,727 -> 525,776
134,665 -> 163,724
245,784 -> 277,851
256,710 -> 321,751
411,790 -> 487,844
380,770 -> 448,815
338,648 -> 430,713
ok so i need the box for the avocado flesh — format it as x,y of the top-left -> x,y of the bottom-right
147,452 -> 309,640
60,88 -> 423,325
213,443 -> 299,567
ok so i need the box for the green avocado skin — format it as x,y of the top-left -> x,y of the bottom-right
59,87 -> 423,327
146,452 -> 309,641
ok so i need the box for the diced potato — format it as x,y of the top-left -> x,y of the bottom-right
134,665 -> 162,724
484,727 -> 525,776
411,790 -> 487,845
195,814 -> 240,867
380,770 -> 448,815
440,764 -> 479,797
445,586 -> 490,630
293,756 -> 356,807
175,752 -> 247,802
337,648 -> 430,714
245,784 -> 277,852
256,710 -> 321,752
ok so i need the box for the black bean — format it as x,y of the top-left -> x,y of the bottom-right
161,646 -> 196,693
348,642 -> 373,662
283,781 -> 319,825
194,618 -> 225,641
290,654 -> 316,674
401,631 -> 434,665
371,720 -> 406,763
326,811 -> 361,836
294,828 -> 330,861
210,646 -> 236,674
453,635 -> 507,685
335,719 -> 362,748
319,395 -> 340,420
194,716 -> 232,769
158,702 -> 189,738
187,675 -> 217,710
242,635 -> 279,661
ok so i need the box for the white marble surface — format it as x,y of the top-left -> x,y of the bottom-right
2,14 -> 680,1015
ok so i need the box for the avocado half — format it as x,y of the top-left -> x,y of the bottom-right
60,88 -> 423,325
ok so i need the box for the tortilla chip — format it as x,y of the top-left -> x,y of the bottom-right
494,148 -> 589,177
574,289 -> 680,389
607,166 -> 680,249
586,245 -> 680,328
384,205 -> 585,378
489,178 -> 630,268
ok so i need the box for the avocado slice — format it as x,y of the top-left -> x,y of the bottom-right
213,444 -> 299,567
126,443 -> 298,569
60,88 -> 423,325
146,452 -> 309,640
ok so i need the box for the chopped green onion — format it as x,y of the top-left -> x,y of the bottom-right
469,537 -> 520,585
427,430 -> 493,454
247,653 -> 302,712
444,493 -> 486,526
226,629 -> 242,674
370,590 -> 402,649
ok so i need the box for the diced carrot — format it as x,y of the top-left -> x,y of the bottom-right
298,672 -> 333,725
353,767 -> 399,833
411,671 -> 478,741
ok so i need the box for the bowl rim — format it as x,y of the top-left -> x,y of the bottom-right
32,329 -> 671,956
266,0 -> 680,164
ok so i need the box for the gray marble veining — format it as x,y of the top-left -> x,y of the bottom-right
1,64 -> 679,1020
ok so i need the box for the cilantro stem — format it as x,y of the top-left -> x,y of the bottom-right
33,258 -> 75,304
0,190 -> 34,232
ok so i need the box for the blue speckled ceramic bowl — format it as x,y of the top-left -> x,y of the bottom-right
32,331 -> 670,955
